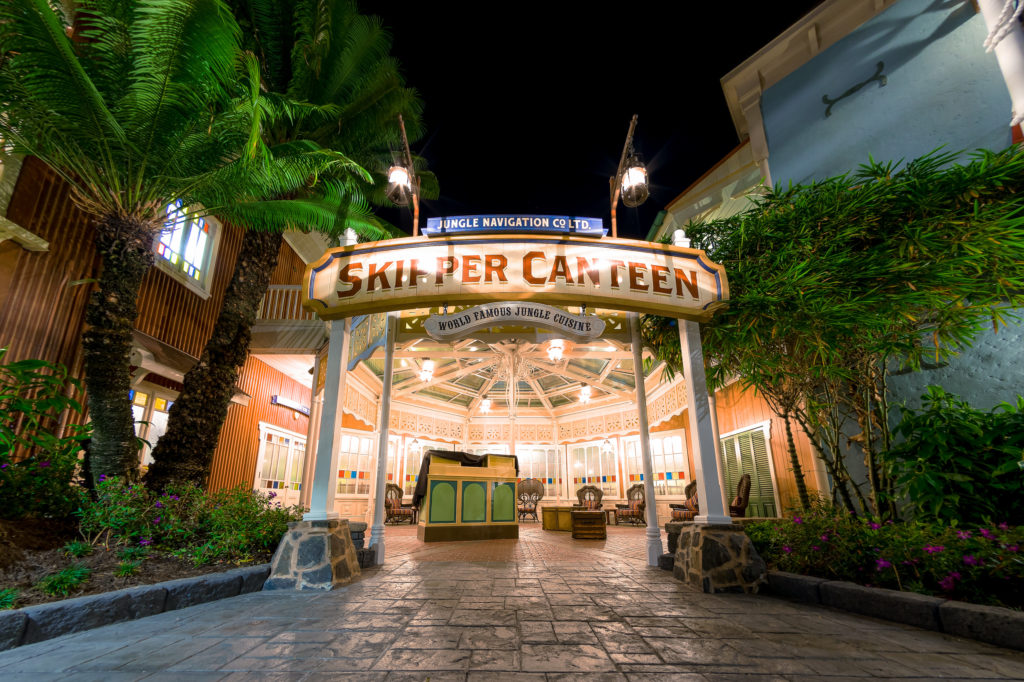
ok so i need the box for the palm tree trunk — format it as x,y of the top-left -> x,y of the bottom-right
83,215 -> 156,485
145,230 -> 283,490
783,411 -> 812,509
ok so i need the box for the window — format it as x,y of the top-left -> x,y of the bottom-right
253,423 -> 306,506
130,386 -> 175,467
336,432 -> 374,496
515,445 -> 561,497
155,200 -> 219,298
569,440 -> 618,499
719,422 -> 778,517
623,432 -> 688,496
403,438 -> 454,495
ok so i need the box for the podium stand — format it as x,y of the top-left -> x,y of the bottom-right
417,454 -> 520,542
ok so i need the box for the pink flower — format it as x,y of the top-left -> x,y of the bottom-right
792,516 -> 802,524
939,575 -> 957,591
39,461 -> 50,468
811,545 -> 820,551
924,545 -> 945,554
868,522 -> 880,530
268,491 -> 277,499
956,530 -> 972,539
782,545 -> 792,554
820,534 -> 829,541
139,538 -> 152,546
1007,545 -> 1019,553
980,528 -> 995,540
998,522 -> 1010,531
876,559 -> 892,570
962,555 -> 981,566
98,474 -> 106,482
153,516 -> 162,524
154,501 -> 163,508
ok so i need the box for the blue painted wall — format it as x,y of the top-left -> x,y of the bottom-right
761,0 -> 1023,411
762,0 -> 1011,185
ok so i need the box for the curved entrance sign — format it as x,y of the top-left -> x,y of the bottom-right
424,302 -> 605,342
303,234 -> 729,321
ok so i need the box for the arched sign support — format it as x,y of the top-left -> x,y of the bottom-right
265,222 -> 740,590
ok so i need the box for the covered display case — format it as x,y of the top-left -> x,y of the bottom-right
415,451 -> 519,542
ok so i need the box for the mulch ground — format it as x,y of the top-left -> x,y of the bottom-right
0,518 -> 271,609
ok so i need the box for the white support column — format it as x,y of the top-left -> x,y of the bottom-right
673,228 -> 731,526
678,319 -> 732,526
304,317 -> 352,521
629,311 -> 665,566
706,392 -> 730,512
979,0 -> 1024,128
299,344 -> 325,511
369,311 -> 399,563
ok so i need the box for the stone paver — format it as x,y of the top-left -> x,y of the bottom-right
2,524 -> 1023,680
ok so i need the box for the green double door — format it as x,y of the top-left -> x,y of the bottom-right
718,427 -> 777,517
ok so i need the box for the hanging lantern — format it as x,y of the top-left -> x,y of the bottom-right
579,383 -> 592,404
480,398 -> 491,414
547,339 -> 564,362
386,164 -> 413,205
621,154 -> 649,208
419,359 -> 434,382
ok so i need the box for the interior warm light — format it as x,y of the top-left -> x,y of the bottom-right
547,339 -> 564,362
480,398 -> 491,414
602,438 -> 613,454
419,359 -> 435,382
621,155 -> 649,208
579,383 -> 591,404
409,438 -> 421,453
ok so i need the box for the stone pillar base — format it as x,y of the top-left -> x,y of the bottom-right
263,519 -> 361,591
673,523 -> 766,594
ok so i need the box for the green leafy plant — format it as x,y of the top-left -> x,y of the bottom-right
0,588 -> 18,610
747,504 -> 1024,608
116,546 -> 149,561
0,348 -> 90,519
645,147 -> 1024,518
62,540 -> 93,558
116,560 -> 141,577
77,477 -> 300,564
36,564 -> 91,596
880,387 -> 1024,525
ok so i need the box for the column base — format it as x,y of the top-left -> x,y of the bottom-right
263,519 -> 361,591
673,523 -> 767,594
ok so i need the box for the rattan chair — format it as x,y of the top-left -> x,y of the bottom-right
614,483 -> 646,525
517,478 -> 544,522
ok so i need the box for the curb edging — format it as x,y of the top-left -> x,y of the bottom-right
0,563 -> 270,652
765,570 -> 1024,652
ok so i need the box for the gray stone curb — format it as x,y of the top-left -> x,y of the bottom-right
766,570 -> 1023,651
0,563 -> 270,652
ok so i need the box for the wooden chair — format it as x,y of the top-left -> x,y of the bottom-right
614,483 -> 646,525
573,484 -> 603,510
670,480 -> 699,521
729,474 -> 751,518
385,483 -> 416,524
517,478 -> 544,522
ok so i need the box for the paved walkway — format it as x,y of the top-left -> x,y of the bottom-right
2,525 -> 1022,681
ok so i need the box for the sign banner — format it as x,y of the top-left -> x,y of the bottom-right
424,214 -> 604,238
303,234 -> 729,321
424,302 -> 605,342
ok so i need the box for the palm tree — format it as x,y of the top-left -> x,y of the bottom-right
0,0 -> 360,483
143,0 -> 436,490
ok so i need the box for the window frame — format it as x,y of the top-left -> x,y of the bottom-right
622,430 -> 689,498
153,200 -> 221,300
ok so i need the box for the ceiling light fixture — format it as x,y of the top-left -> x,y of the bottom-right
547,339 -> 564,362
579,383 -> 591,404
480,398 -> 491,414
419,359 -> 435,382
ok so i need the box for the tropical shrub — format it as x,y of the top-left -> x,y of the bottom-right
880,386 -> 1024,525
747,504 -> 1024,608
77,477 -> 300,564
0,349 -> 90,518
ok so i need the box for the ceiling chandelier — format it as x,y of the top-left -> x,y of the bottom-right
419,359 -> 434,382
547,339 -> 564,362
579,383 -> 592,404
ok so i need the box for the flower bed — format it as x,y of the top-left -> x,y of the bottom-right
745,506 -> 1023,610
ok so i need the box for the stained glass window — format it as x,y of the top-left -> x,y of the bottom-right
157,200 -> 211,283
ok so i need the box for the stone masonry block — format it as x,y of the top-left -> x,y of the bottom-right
939,599 -> 1024,651
224,564 -> 271,594
0,610 -> 27,651
21,585 -> 167,644
820,581 -> 942,631
766,571 -> 825,604
265,519 -> 361,591
163,572 -> 242,611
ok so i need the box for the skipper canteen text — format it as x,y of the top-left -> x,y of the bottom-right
334,252 -> 702,299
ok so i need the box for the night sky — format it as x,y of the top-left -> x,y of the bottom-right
370,2 -> 823,239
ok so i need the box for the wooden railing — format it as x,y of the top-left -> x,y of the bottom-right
257,285 -> 317,321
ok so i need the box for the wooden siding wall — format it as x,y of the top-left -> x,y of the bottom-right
712,381 -> 820,513
269,241 -> 307,286
208,355 -> 311,491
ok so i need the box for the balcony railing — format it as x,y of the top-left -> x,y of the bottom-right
257,285 -> 317,322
